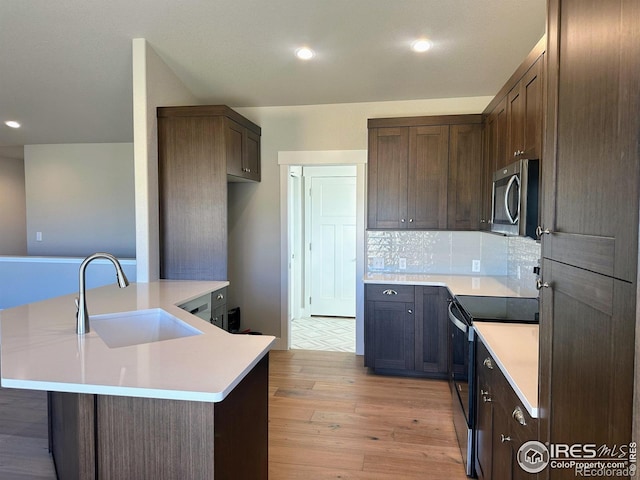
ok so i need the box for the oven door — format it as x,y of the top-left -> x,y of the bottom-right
448,300 -> 474,476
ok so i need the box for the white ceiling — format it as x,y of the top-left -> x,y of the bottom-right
0,0 -> 546,157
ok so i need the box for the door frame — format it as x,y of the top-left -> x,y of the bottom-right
278,150 -> 367,354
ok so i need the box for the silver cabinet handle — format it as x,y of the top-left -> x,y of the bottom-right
483,357 -> 494,369
216,293 -> 224,300
501,434 -> 512,443
512,406 -> 527,426
409,218 -> 414,223
536,226 -> 551,238
382,289 -> 398,296
483,395 -> 492,403
536,279 -> 549,290
400,218 -> 406,223
408,309 -> 413,314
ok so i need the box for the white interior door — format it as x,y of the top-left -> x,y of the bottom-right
309,175 -> 356,317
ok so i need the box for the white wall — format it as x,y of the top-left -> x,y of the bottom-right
0,157 -> 27,255
131,38 -> 199,282
24,143 -> 135,257
230,97 -> 492,339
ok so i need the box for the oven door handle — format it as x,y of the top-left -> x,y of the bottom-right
448,302 -> 468,334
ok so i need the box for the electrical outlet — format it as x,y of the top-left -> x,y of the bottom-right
372,257 -> 385,269
472,259 -> 481,272
399,258 -> 407,270
36,231 -> 42,242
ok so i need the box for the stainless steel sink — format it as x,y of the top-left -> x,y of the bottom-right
91,308 -> 202,348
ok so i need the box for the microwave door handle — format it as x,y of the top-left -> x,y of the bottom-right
504,175 -> 521,224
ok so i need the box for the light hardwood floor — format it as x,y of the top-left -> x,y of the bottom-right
0,350 -> 467,479
269,350 -> 467,479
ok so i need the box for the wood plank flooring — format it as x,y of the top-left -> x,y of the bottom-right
0,350 -> 467,479
269,350 -> 467,479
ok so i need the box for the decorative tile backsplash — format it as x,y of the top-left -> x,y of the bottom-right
366,231 -> 540,280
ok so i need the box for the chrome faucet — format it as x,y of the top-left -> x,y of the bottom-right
76,252 -> 130,335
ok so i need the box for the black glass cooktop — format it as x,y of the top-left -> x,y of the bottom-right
456,295 -> 539,324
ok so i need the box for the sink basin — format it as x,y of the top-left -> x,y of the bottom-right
91,308 -> 202,348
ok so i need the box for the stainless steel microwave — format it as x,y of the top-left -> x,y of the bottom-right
490,159 -> 539,238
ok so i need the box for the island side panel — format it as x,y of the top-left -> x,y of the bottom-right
48,392 -> 96,480
96,396 -> 215,479
214,353 -> 269,480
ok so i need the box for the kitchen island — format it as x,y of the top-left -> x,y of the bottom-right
0,280 -> 274,479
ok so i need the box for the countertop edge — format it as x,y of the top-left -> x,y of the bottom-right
473,325 -> 538,418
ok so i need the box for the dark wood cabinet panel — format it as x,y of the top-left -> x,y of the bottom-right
475,336 -> 538,480
414,286 -> 448,376
408,125 -> 449,229
521,59 -> 543,160
366,299 -> 415,371
481,97 -> 507,227
448,123 -> 483,230
158,115 -> 228,280
541,0 -> 639,283
365,284 -> 448,378
538,258 -> 634,457
367,115 -> 482,230
367,127 -> 409,229
157,105 -> 261,280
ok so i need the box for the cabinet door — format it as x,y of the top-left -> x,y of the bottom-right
541,0 -> 640,283
474,340 -> 495,480
491,403 -> 514,480
507,83 -> 524,162
482,97 -> 508,228
447,123 -> 483,230
225,119 -> 244,178
367,127 -> 409,229
407,125 -> 449,229
414,287 -> 447,376
365,300 -> 414,371
244,128 -> 261,181
521,57 -> 543,160
538,258 -> 634,457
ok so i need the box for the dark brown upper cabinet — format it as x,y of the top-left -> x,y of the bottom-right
157,105 -> 261,280
367,115 -> 483,230
507,56 -> 544,163
481,37 -> 545,227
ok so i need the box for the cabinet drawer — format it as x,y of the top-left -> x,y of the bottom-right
211,287 -> 227,308
365,284 -> 414,302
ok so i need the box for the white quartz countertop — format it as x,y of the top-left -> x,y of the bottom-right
364,273 -> 538,298
0,281 -> 275,403
473,322 -> 539,418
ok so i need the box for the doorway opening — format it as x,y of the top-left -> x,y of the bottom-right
288,165 -> 357,352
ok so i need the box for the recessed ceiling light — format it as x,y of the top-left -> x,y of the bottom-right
5,120 -> 21,128
295,47 -> 315,60
411,39 -> 432,53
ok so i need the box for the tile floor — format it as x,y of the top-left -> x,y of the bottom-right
290,316 -> 355,352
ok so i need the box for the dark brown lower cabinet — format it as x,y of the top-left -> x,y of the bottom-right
364,284 -> 448,378
48,354 -> 269,480
475,337 -> 538,480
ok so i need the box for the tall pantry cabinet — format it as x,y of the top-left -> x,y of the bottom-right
538,1 -> 639,476
157,105 -> 261,281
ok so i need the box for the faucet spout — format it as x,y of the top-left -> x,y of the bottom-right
76,252 -> 130,335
